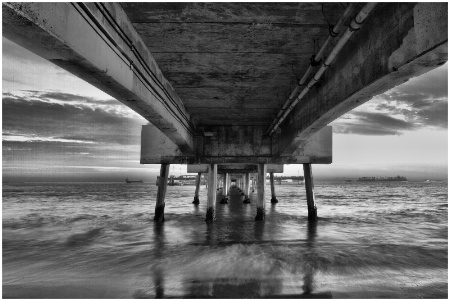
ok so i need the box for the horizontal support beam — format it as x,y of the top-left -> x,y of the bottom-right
187,164 -> 284,174
2,2 -> 195,154
278,3 -> 447,155
141,124 -> 331,164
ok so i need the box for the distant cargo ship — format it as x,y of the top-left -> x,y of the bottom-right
358,176 -> 407,182
125,178 -> 143,183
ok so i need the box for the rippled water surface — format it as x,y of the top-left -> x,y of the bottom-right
2,181 -> 448,298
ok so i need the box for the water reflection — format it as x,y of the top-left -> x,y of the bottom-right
149,192 -> 330,298
153,222 -> 165,298
302,220 -> 317,295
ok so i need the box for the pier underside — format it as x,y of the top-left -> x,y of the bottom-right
3,2 -> 447,221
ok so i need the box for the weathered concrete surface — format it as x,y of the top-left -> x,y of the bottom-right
4,3 -> 446,163
303,164 -> 318,221
155,164 -> 170,222
206,164 -> 217,222
278,3 -> 448,154
270,172 -> 278,204
2,2 -> 195,154
142,124 -> 332,164
187,164 -> 283,174
255,164 -> 267,221
193,172 -> 201,204
141,124 -> 183,163
120,2 -> 344,126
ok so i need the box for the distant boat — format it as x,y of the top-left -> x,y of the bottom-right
126,178 -> 143,183
358,176 -> 407,182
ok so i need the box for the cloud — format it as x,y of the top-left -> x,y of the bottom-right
2,133 -> 97,144
396,64 -> 448,99
3,91 -> 146,145
332,64 -> 448,135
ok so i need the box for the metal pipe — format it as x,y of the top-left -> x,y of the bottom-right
266,4 -> 355,136
268,3 -> 377,136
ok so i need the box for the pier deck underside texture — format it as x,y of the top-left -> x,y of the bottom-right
3,2 -> 447,220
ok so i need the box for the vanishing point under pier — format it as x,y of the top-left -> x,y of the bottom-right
3,3 -> 447,225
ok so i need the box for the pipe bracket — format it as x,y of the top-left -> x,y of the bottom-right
310,55 -> 322,67
329,25 -> 339,37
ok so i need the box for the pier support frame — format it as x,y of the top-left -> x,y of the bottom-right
193,172 -> 201,204
255,164 -> 267,221
270,172 -> 278,203
155,163 -> 170,222
303,164 -> 318,221
243,173 -> 251,203
206,164 -> 218,222
220,173 -> 229,204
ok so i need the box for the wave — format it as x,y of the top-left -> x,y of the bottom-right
67,214 -> 98,223
66,228 -> 103,247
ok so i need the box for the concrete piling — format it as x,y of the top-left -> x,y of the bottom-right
255,164 -> 267,221
270,172 -> 278,203
192,172 -> 201,204
154,163 -> 170,222
243,173 -> 251,203
220,173 -> 229,204
303,164 -> 318,221
206,164 -> 217,222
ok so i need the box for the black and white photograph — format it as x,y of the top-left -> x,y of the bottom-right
2,2 -> 448,298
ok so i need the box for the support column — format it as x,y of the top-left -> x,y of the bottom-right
155,163 -> 170,222
243,173 -> 251,204
303,164 -> 318,221
220,173 -> 229,204
192,172 -> 201,204
270,172 -> 278,203
255,163 -> 267,221
206,164 -> 217,222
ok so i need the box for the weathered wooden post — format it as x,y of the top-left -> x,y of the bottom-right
155,163 -> 170,222
206,164 -> 217,222
243,172 -> 251,203
270,172 -> 278,203
255,163 -> 267,221
192,172 -> 201,204
220,173 -> 229,204
303,164 -> 318,221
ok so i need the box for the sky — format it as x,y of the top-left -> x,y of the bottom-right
2,37 -> 448,182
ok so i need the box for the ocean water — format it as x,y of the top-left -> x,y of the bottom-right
2,181 -> 448,298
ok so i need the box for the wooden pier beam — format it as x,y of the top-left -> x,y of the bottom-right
303,164 -> 318,221
255,164 -> 267,221
243,173 -> 251,203
220,173 -> 229,204
192,172 -> 201,204
270,172 -> 278,203
206,164 -> 217,222
155,163 -> 170,222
